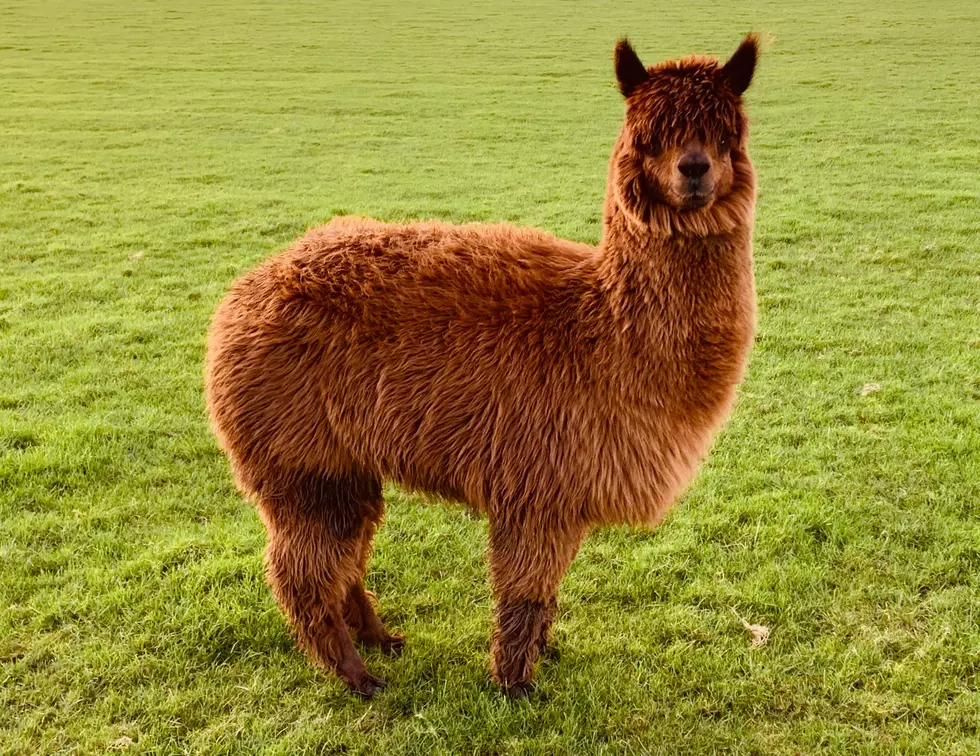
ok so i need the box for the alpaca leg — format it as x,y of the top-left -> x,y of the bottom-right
258,471 -> 387,698
343,514 -> 405,656
536,597 -> 560,661
488,516 -> 586,697
345,584 -> 406,656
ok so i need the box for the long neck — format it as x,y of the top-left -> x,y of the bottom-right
594,141 -> 757,407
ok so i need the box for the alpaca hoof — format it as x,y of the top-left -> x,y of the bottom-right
380,633 -> 406,657
348,672 -> 387,699
502,681 -> 534,699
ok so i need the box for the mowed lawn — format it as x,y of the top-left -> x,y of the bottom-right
2,0 -> 979,752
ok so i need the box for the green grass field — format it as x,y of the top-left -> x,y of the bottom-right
2,0 -> 979,753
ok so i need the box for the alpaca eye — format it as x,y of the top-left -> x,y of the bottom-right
634,135 -> 660,156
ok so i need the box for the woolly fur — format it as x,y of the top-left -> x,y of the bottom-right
205,35 -> 760,696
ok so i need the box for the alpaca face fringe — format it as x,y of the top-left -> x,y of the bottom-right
612,35 -> 759,234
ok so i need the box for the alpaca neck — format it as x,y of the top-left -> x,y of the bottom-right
594,150 -> 757,401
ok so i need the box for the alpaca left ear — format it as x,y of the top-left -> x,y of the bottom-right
614,39 -> 649,97
721,33 -> 759,95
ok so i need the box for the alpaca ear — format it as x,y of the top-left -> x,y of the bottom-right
721,33 -> 759,95
614,39 -> 648,97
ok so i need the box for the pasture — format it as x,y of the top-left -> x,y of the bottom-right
1,0 -> 978,753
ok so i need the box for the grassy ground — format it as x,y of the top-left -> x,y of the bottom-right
2,0 -> 979,753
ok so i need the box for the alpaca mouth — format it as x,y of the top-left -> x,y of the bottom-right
680,192 -> 712,210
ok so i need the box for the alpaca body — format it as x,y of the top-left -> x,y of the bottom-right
205,35 -> 760,696
207,212 -> 753,527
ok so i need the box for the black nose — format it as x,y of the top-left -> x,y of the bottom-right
678,153 -> 710,179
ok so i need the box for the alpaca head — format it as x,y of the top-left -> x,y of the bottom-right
611,34 -> 758,224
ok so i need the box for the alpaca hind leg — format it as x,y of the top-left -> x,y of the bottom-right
343,510 -> 406,656
488,516 -> 586,697
345,584 -> 406,656
258,471 -> 386,697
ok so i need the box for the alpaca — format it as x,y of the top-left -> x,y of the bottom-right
205,34 -> 760,698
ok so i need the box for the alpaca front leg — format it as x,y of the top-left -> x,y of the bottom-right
491,596 -> 557,696
488,517 -> 585,697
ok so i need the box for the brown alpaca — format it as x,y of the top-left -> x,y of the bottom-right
205,34 -> 760,698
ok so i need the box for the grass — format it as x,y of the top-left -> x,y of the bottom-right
1,0 -> 979,752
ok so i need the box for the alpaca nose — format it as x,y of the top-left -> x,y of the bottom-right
678,153 -> 710,179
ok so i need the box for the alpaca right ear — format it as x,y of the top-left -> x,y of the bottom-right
721,33 -> 759,95
615,39 -> 648,97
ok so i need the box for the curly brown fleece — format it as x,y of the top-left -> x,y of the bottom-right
205,34 -> 760,697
